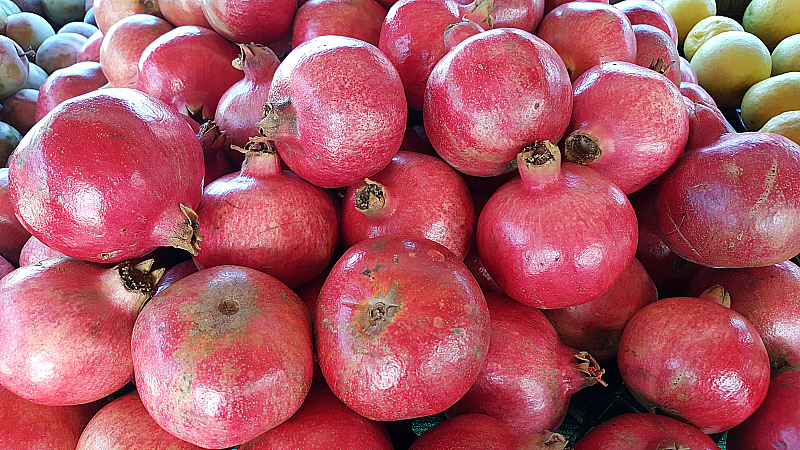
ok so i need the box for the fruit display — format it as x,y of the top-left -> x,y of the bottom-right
1,0 -> 800,448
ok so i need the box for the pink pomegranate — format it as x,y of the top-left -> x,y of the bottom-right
476,141 -> 638,309
535,2 -> 637,82
200,0 -> 297,46
137,25 -> 242,122
340,151 -> 475,260
680,82 -> 716,107
563,61 -> 689,194
159,0 -> 211,28
0,168 -> 31,266
617,293 -> 771,433
452,0 -> 547,31
1,88 -> 38,135
442,18 -> 485,49
450,292 -> 607,434
656,131 -> 800,268
193,142 -> 339,288
315,235 -> 490,421
153,259 -> 198,295
0,257 -> 163,405
727,367 -> 800,449
93,0 -> 163,33
132,265 -> 314,448
410,414 -> 567,450
10,88 -> 204,264
239,383 -> 394,449
293,0 -> 387,48
258,35 -> 407,188
196,120 -> 236,186
679,56 -> 698,83
686,261 -> 800,370
683,100 -> 735,152
0,254 -> 13,279
76,391 -> 205,449
542,258 -> 658,362
76,30 -> 103,62
571,413 -> 720,449
0,385 -> 97,449
424,27 -> 572,177
633,24 -> 680,86
18,235 -> 66,266
35,61 -> 108,121
615,0 -> 679,45
99,13 -> 174,89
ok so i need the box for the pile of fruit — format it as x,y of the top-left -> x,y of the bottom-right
1,0 -> 799,448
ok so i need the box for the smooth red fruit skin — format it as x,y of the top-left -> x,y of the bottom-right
9,88 -> 204,264
200,0 -> 297,46
293,0 -> 387,48
686,261 -> 800,370
618,297 -> 771,433
424,27 -> 573,177
0,254 -> 13,279
132,265 -> 314,449
727,368 -> 800,450
535,2 -> 637,82
542,258 -> 658,362
99,14 -> 174,89
75,391 -> 205,450
450,0 -> 547,32
0,385 -> 96,449
159,0 -> 212,28
153,259 -> 198,295
410,413 -> 568,450
564,61 -> 689,194
0,257 -> 157,405
571,413 -> 720,450
681,82 -> 716,107
76,30 -> 103,63
35,61 -> 108,121
93,0 -> 163,34
0,168 -> 31,266
341,151 -> 476,260
315,236 -> 490,421
633,24 -> 680,86
679,56 -> 698,83
615,0 -> 679,45
683,100 -> 734,152
261,35 -> 407,189
656,132 -> 800,268
450,293 -> 606,434
239,383 -> 393,450
18,236 -> 66,266
543,0 -> 607,17
137,25 -> 242,121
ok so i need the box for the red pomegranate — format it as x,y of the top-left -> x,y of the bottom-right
0,257 -> 163,405
450,0 -> 547,31
0,169 -> 31,266
75,391 -> 205,449
132,265 -> 314,449
686,261 -> 800,370
542,258 -> 658,362
200,0 -> 297,46
543,0 -> 607,17
340,151 -> 475,260
0,254 -> 13,278
315,236 -> 490,421
239,383 -> 394,449
193,142 -> 339,288
159,0 -> 211,28
633,24 -> 680,86
258,35 -> 407,188
2,88 -> 38,135
9,88 -> 204,264
571,413 -> 720,450
726,367 -> 800,449
476,141 -> 638,309
563,61 -> 689,194
76,29 -> 103,62
683,100 -> 735,152
655,131 -> 800,268
99,13 -> 173,89
424,27 -> 572,177
293,0 -> 387,48
680,82 -> 717,107
153,259 -> 198,295
93,0 -> 163,34
410,414 -> 567,450
35,61 -> 108,121
18,235 -> 66,266
615,0 -> 679,44
617,293 -> 771,433
679,56 -> 698,83
450,292 -> 607,434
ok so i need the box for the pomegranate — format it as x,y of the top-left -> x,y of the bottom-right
0,168 -> 30,266
193,141 -> 339,288
0,254 -> 12,278
93,0 -> 162,34
617,292 -> 771,433
615,0 -> 679,45
200,0 -> 297,45
0,385 -> 97,449
450,292 -> 607,434
196,120 -> 237,186
258,35 -> 406,188
542,0 -> 607,17
633,24 -> 680,86
18,235 -> 67,266
315,235 -> 490,421
293,0 -> 387,48
159,0 -> 211,27
137,25 -> 242,122
727,367 -> 800,450
679,56 -> 698,83
542,258 -> 658,362
655,131 -> 800,268
10,88 -> 204,264
424,27 -> 572,177
571,413 -> 720,449
686,261 -> 800,370
680,82 -> 716,107
76,391 -> 205,449
476,141 -> 638,309
340,151 -> 475,260
535,2 -> 637,82
464,242 -> 503,293
132,265 -> 314,448
2,88 -> 38,135
563,61 -> 689,194
76,29 -> 103,62
0,257 -> 163,405
442,18 -> 485,49
35,61 -> 108,121
450,0 -> 547,32
683,100 -> 735,153
410,414 -> 567,450
239,383 -> 394,449
214,43 -> 281,164
99,13 -> 174,89
153,258 -> 198,295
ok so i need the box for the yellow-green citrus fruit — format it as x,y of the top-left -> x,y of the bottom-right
684,16 -> 744,61
771,34 -> 800,76
743,0 -> 800,51
741,72 -> 800,130
655,0 -> 716,46
760,110 -> 800,146
690,31 -> 772,110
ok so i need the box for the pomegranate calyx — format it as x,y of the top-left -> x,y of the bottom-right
564,133 -> 602,165
256,100 -> 296,141
698,284 -> 731,308
198,121 -> 229,155
517,140 -> 563,189
464,0 -> 495,29
355,178 -> 387,215
521,140 -> 558,166
166,204 -> 202,255
574,351 -> 608,387
518,431 -> 569,450
359,281 -> 402,335
139,0 -> 162,17
655,440 -> 690,450
648,57 -> 675,77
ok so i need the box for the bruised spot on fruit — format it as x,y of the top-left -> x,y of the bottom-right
357,280 -> 402,336
564,133 -> 602,165
182,282 -> 260,339
361,264 -> 385,282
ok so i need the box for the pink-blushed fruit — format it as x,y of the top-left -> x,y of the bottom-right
35,61 -> 108,121
293,0 -> 387,48
99,13 -> 173,89
0,168 -> 31,266
633,24 -> 680,86
679,55 -> 698,83
93,0 -> 163,34
18,236 -> 66,267
681,82 -> 716,107
410,414 -> 567,450
159,0 -> 211,28
76,30 -> 103,62
683,100 -> 735,152
615,0 -> 678,45
571,413 -> 720,450
200,0 -> 297,46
